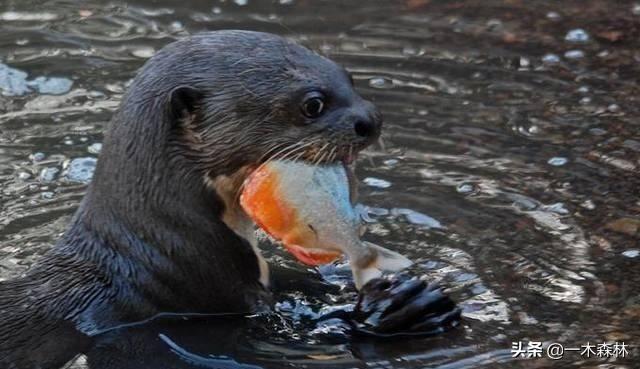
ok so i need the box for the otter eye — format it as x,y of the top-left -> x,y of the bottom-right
301,93 -> 325,119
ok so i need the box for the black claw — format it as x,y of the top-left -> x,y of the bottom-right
348,276 -> 462,338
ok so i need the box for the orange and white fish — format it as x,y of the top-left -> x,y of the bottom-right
240,160 -> 412,289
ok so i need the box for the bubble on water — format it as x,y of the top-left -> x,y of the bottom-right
0,62 -> 30,96
27,76 -> 72,95
30,152 -> 46,162
39,167 -> 60,183
131,47 -> 155,59
622,249 -> 639,258
392,208 -> 443,228
16,38 -> 29,45
1,63 -> 73,96
542,54 -> 560,64
363,177 -> 391,188
577,86 -> 590,93
546,11 -> 561,20
233,0 -> 248,5
457,183 -> 475,194
519,57 -> 530,68
548,157 -> 568,166
607,103 -> 621,113
212,7 -> 222,14
369,77 -> 393,89
565,29 -> 590,43
88,143 -> 103,155
564,50 -> 585,59
64,139 -> 73,145
64,157 -> 97,183
169,21 -> 184,32
41,191 -> 55,199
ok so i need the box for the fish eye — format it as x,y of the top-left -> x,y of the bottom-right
301,92 -> 326,119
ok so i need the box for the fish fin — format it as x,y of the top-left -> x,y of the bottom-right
366,241 -> 413,271
352,242 -> 413,289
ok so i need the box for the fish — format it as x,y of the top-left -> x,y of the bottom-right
240,160 -> 412,289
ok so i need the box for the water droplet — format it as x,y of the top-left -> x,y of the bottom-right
131,47 -> 155,59
546,11 -> 561,20
64,139 -> 73,145
565,29 -> 590,43
548,157 -> 568,166
233,0 -> 248,5
39,167 -> 60,183
30,152 -> 46,162
580,199 -> 595,210
519,57 -> 530,68
169,21 -> 184,32
41,191 -> 55,199
607,103 -> 621,113
88,143 -> 103,155
402,46 -> 419,56
393,208 -> 443,228
542,54 -> 560,63
579,96 -> 592,105
363,177 -> 391,188
212,7 -> 222,14
577,86 -> 590,93
622,249 -> 639,258
369,77 -> 393,89
383,159 -> 398,166
564,50 -> 585,59
486,19 -> 503,31
456,183 -> 475,194
17,172 -> 31,180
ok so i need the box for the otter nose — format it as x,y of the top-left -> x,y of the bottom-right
353,102 -> 382,140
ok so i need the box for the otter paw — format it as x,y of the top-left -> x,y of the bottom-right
350,275 -> 461,337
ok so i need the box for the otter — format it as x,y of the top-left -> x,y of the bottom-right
0,31 -> 459,369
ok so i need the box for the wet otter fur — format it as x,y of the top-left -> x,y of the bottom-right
0,30 -> 384,367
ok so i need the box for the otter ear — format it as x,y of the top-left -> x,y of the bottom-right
169,86 -> 203,122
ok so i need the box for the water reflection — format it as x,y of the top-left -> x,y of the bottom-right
1,0 -> 639,367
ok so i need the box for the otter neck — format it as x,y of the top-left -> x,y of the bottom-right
74,87 -> 265,315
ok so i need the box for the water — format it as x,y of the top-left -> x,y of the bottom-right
1,0 -> 639,367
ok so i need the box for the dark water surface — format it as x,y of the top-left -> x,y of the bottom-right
1,0 -> 639,368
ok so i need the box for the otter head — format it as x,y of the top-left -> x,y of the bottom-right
166,31 -> 382,177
